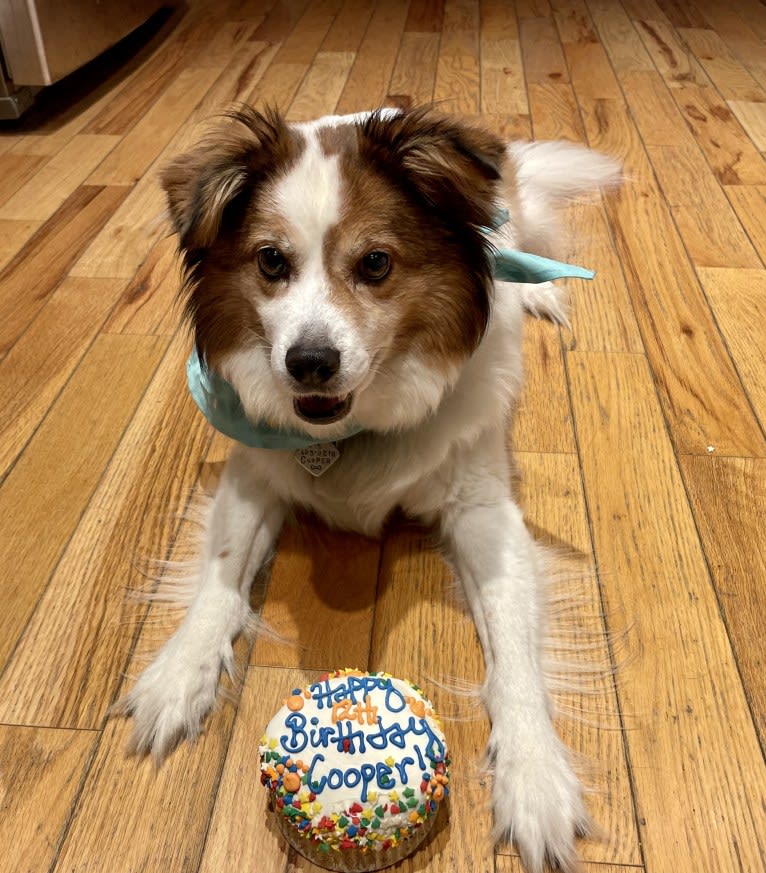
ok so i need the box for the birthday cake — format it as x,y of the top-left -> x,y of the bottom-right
259,669 -> 450,871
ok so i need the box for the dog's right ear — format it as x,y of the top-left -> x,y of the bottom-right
161,107 -> 297,251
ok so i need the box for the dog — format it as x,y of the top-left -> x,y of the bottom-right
118,106 -> 620,872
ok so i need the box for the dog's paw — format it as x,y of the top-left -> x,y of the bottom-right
490,729 -> 589,873
115,632 -> 234,763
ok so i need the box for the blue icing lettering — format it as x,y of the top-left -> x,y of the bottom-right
281,712 -> 308,753
376,761 -> 395,789
394,755 -> 414,783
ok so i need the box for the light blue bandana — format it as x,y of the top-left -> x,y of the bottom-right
187,213 -> 594,450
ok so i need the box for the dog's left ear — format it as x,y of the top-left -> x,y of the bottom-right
358,109 -> 506,227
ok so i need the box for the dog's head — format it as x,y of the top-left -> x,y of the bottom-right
162,107 -> 507,437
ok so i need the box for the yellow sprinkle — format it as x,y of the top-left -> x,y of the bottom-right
268,738 -> 278,749
301,802 -> 311,813
367,792 -> 377,803
385,756 -> 395,767
313,802 -> 322,814
388,790 -> 398,802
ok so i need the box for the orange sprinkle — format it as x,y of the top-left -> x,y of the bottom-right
276,764 -> 285,774
286,695 -> 304,712
432,785 -> 444,801
408,811 -> 420,823
283,772 -> 301,793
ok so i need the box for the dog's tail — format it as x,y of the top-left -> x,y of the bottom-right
503,140 -> 622,258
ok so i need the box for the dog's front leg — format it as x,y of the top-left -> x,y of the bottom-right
119,445 -> 285,762
440,440 -> 588,872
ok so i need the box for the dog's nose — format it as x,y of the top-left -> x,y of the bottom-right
285,345 -> 341,386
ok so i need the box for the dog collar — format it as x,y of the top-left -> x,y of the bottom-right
186,215 -> 594,453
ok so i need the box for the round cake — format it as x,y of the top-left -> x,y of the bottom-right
259,669 -> 450,871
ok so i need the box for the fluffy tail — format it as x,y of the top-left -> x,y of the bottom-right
502,140 -> 622,257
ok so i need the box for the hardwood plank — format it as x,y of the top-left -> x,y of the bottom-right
695,0 -> 766,89
0,333 -> 165,674
434,28 -> 481,114
586,0 -> 655,73
680,455 -> 766,746
562,201 -> 645,354
579,96 -> 766,456
0,153 -> 48,209
86,65 -> 221,186
251,520 -> 379,670
564,40 -> 623,99
508,451 -> 641,864
443,0 -> 479,31
0,220 -> 39,273
528,81 -> 585,140
52,680 -> 242,873
388,32 -> 440,108
321,0 -> 376,52
497,859 -> 644,873
0,185 -> 129,355
336,0 -> 411,113
673,83 -> 766,185
0,332 -> 210,728
69,178 -> 166,280
618,69 -> 696,147
273,0 -> 344,64
252,0 -> 311,43
481,37 -> 529,116
520,16 -> 569,84
646,143 -> 761,268
370,522 -> 492,872
0,277 -> 125,477
632,17 -> 710,86
286,50 -> 356,121
568,351 -> 766,873
0,134 -> 119,221
246,62 -> 309,112
678,27 -> 766,101
696,267 -> 766,434
196,666 -> 320,873
516,0 -> 552,17
0,726 -> 97,873
406,0 -> 446,32
727,100 -> 766,150
512,318 -> 577,454
655,0 -> 708,29
102,237 -> 183,336
725,185 -> 766,262
480,0 -> 518,38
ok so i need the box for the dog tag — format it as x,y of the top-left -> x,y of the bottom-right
295,442 -> 340,477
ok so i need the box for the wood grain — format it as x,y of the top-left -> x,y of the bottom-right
680,455 -> 766,746
0,726 -> 97,873
509,451 -> 641,864
0,332 -> 209,728
696,267 -> 766,432
0,277 -> 126,477
251,520 -> 379,670
725,184 -> 766,262
321,0 -> 376,52
0,153 -> 48,209
580,96 -> 766,456
0,185 -> 129,356
336,0 -> 410,113
511,318 -> 577,454
568,350 -> 766,873
371,522 -> 492,872
286,50 -> 356,122
389,32 -> 440,107
0,333 -> 165,674
0,135 -> 119,221
678,27 -> 766,101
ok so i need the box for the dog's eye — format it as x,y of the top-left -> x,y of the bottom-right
257,246 -> 288,279
358,251 -> 391,282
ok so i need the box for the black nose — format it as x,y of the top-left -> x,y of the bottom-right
285,345 -> 341,386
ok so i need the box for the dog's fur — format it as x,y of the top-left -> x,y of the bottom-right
119,107 -> 620,872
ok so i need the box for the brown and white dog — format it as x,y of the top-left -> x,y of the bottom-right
119,107 -> 620,872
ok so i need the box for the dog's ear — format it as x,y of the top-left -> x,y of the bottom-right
358,109 -> 506,228
161,107 -> 297,251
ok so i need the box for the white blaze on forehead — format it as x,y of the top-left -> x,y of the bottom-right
271,131 -> 342,254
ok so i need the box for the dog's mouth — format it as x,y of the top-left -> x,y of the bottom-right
293,393 -> 352,424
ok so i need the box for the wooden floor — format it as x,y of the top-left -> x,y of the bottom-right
1,0 -> 765,871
